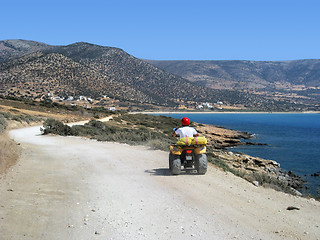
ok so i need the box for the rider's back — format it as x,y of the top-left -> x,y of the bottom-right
175,126 -> 197,139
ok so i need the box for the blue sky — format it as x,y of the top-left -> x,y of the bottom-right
1,0 -> 319,60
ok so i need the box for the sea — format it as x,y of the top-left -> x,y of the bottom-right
153,112 -> 320,196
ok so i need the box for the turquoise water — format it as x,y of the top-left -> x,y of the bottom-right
155,113 -> 320,195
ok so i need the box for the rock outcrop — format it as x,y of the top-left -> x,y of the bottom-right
196,123 -> 304,190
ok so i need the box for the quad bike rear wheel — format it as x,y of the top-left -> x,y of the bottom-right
169,153 -> 174,170
195,154 -> 207,174
170,154 -> 181,175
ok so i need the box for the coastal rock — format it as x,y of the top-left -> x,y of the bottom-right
196,124 -> 253,149
291,188 -> 303,196
197,123 -> 304,192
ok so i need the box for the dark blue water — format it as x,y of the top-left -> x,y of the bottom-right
155,113 -> 320,195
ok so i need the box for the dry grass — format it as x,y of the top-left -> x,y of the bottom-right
0,132 -> 20,174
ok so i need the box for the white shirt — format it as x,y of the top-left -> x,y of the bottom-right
175,126 -> 197,139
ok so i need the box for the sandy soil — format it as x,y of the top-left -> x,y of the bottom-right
0,126 -> 319,240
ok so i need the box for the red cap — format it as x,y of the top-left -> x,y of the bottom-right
181,117 -> 190,126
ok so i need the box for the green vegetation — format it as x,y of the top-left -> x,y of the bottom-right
0,109 -> 41,125
113,113 -> 180,135
0,115 -> 7,133
207,151 -> 244,176
41,114 -> 180,151
0,111 -> 41,132
207,151 -> 297,195
247,172 -> 297,195
41,118 -> 73,136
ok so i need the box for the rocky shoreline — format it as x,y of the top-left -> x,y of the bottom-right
196,123 -> 304,193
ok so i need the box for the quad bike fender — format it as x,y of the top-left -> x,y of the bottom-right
170,145 -> 183,155
195,146 -> 207,155
170,145 -> 206,155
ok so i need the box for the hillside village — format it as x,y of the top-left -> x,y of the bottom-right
30,92 -> 228,112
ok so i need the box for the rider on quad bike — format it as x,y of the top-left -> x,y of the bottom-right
172,117 -> 199,139
170,117 -> 207,175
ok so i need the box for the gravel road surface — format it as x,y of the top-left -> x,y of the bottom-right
0,126 -> 319,240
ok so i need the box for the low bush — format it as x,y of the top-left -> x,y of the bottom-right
0,111 -> 41,124
248,172 -> 296,195
0,115 -> 7,133
146,139 -> 171,151
113,114 -> 180,135
41,119 -> 174,150
207,151 -> 297,195
42,119 -> 72,136
207,152 -> 245,178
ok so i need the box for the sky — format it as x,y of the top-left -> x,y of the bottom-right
1,0 -> 319,61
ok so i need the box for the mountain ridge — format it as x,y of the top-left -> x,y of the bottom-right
145,59 -> 320,88
0,40 -> 226,107
145,59 -> 320,109
0,39 -> 318,111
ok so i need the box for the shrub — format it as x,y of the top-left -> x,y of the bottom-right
146,139 -> 171,151
0,111 -> 41,124
113,113 -> 180,135
42,119 -> 72,136
0,115 -> 7,133
207,151 -> 297,195
0,112 -> 12,119
207,152 -> 242,174
248,172 -> 296,195
41,119 -> 173,151
87,120 -> 106,130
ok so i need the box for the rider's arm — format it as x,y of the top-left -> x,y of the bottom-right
172,127 -> 178,137
193,128 -> 199,137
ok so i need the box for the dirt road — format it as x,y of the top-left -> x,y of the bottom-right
0,126 -> 319,239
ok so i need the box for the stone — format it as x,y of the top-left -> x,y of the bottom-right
286,206 -> 300,211
252,181 -> 259,187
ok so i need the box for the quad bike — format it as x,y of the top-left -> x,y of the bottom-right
169,136 -> 207,175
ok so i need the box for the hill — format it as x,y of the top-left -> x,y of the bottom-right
145,59 -> 320,108
0,40 -> 316,111
0,40 -> 228,108
0,39 -> 49,62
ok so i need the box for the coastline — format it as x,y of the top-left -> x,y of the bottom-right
134,110 -> 319,196
133,111 -> 320,114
